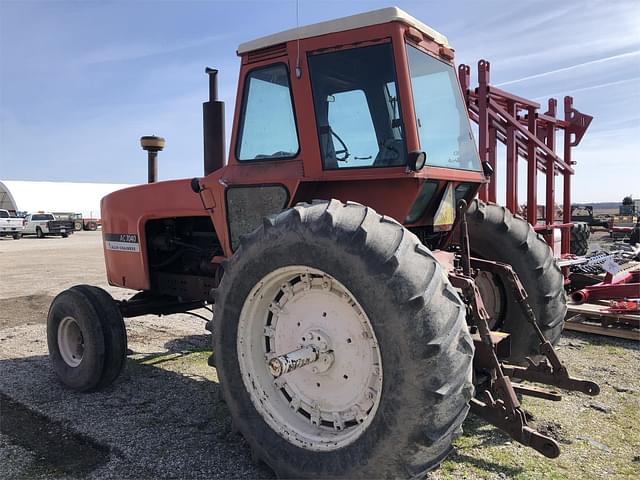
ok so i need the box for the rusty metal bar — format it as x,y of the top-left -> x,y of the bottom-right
533,222 -> 573,231
526,107 -> 538,225
488,102 -> 574,174
488,126 -> 497,203
505,101 -> 518,212
458,64 -> 470,101
477,60 -> 490,202
544,99 -> 557,248
487,85 -> 541,109
562,97 -> 573,256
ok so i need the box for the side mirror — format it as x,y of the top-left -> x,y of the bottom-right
408,151 -> 427,171
191,177 -> 203,193
482,161 -> 494,178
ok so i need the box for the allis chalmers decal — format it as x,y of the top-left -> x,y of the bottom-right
104,233 -> 140,252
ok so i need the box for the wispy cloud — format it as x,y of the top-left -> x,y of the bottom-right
532,77 -> 640,101
495,50 -> 640,87
82,34 -> 231,65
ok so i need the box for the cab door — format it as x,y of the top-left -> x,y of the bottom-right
220,61 -> 302,252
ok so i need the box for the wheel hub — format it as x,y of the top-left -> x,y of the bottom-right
57,316 -> 84,367
237,266 -> 383,451
475,270 -> 506,329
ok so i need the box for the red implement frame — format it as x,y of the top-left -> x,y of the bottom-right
571,271 -> 640,304
459,60 -> 593,257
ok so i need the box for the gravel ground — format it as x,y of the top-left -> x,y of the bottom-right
1,231 -> 638,479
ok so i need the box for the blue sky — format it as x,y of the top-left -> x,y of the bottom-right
0,0 -> 638,202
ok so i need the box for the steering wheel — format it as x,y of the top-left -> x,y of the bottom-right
331,128 -> 350,162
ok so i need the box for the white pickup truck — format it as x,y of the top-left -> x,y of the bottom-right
0,209 -> 24,239
23,212 -> 74,238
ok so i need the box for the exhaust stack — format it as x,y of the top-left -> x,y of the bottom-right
203,68 -> 226,175
140,135 -> 165,183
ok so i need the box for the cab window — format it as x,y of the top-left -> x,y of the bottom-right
406,45 -> 481,171
308,43 -> 407,170
327,90 -> 379,167
237,64 -> 299,161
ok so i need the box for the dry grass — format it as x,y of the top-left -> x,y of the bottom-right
430,332 -> 640,480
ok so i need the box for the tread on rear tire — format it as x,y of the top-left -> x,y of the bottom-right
214,199 -> 474,478
465,200 -> 566,363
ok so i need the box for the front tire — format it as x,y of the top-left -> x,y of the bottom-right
465,200 -> 566,363
47,285 -> 127,391
214,200 -> 474,478
36,227 -> 44,238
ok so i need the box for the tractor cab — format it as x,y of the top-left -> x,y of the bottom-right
197,7 -> 485,254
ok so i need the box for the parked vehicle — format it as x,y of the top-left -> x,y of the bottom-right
610,214 -> 638,239
23,212 -> 74,238
53,212 -> 84,231
77,214 -> 100,231
52,212 -> 100,231
0,208 -> 24,239
47,8 -> 599,478
619,196 -> 636,215
571,205 -> 610,229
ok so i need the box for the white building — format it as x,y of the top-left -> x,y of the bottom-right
0,180 -> 133,218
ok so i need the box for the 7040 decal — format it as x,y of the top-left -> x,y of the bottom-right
104,233 -> 140,252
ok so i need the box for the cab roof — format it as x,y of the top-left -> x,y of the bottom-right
237,6 -> 449,54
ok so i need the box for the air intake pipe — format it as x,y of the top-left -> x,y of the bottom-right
203,68 -> 226,175
140,135 -> 165,183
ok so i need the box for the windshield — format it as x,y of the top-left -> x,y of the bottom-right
308,43 -> 407,169
406,45 -> 481,171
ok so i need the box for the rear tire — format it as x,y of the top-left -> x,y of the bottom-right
47,285 -> 127,391
570,222 -> 590,255
214,200 -> 474,478
61,233 -> 69,238
12,233 -> 21,240
465,200 -> 566,363
36,227 -> 44,238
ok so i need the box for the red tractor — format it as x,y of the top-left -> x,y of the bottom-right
47,8 -> 597,478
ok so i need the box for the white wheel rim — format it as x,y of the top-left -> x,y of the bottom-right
58,316 -> 84,367
237,266 -> 383,451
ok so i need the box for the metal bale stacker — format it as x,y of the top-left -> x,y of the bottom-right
458,62 -> 640,339
459,59 -> 592,259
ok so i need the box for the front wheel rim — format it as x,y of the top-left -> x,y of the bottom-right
237,266 -> 383,452
58,316 -> 84,367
